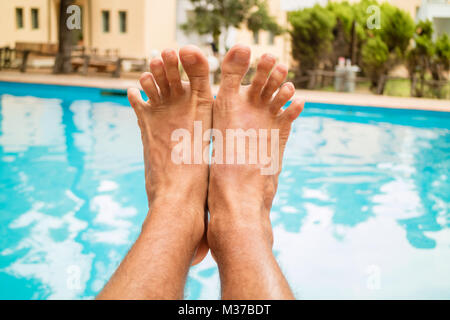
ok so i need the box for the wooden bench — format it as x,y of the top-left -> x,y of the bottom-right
15,42 -> 58,56
0,42 -> 58,72
71,55 -> 122,77
0,42 -> 144,78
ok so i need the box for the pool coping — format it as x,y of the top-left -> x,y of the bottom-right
0,71 -> 449,112
294,89 -> 450,113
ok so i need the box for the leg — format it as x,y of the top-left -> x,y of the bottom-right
97,45 -> 213,299
208,45 -> 304,299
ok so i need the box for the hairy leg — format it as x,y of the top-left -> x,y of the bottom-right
97,45 -> 213,299
208,45 -> 304,299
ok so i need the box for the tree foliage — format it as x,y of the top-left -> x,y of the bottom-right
361,2 -> 414,91
288,5 -> 335,71
432,33 -> 450,80
377,3 -> 415,56
247,1 -> 283,35
361,36 -> 389,85
182,0 -> 282,52
407,21 -> 450,97
289,0 -> 416,93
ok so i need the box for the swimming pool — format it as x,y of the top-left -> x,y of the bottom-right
0,81 -> 449,299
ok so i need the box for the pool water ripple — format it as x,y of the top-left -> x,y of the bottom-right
0,83 -> 449,299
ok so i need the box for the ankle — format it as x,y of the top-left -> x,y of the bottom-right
207,212 -> 273,256
143,192 -> 206,240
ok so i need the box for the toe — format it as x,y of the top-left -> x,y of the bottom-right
248,54 -> 276,100
270,82 -> 295,114
161,49 -> 184,97
219,44 -> 251,94
139,72 -> 161,106
179,45 -> 212,101
261,64 -> 288,102
128,87 -> 147,114
280,98 -> 304,123
150,58 -> 170,100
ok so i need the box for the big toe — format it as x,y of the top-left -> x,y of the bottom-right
180,45 -> 212,99
219,44 -> 251,93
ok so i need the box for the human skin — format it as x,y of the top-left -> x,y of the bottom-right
97,44 -> 303,300
97,45 -> 212,299
207,44 -> 304,299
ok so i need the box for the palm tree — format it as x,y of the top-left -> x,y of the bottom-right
53,0 -> 75,74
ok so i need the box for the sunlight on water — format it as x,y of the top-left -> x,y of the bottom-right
0,83 -> 449,299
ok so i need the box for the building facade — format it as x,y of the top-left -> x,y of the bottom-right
0,0 -> 290,65
0,0 -> 178,59
416,0 -> 450,37
1,0 -> 448,66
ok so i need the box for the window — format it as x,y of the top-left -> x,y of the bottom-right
16,8 -> 24,29
268,31 -> 275,45
102,10 -> 110,33
31,8 -> 39,29
253,31 -> 260,44
119,11 -> 127,33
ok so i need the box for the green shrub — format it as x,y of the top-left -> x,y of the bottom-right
378,3 -> 415,56
289,0 -> 415,93
288,5 -> 336,72
433,33 -> 450,79
407,20 -> 450,98
361,35 -> 389,88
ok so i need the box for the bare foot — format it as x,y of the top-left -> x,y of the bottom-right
128,45 -> 212,265
207,45 -> 303,297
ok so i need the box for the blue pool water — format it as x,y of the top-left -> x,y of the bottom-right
0,81 -> 449,299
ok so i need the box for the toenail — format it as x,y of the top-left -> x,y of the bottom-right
182,54 -> 197,65
150,58 -> 163,66
162,49 -> 175,57
233,49 -> 250,64
276,65 -> 288,73
263,54 -> 276,63
285,82 -> 294,91
140,73 -> 152,81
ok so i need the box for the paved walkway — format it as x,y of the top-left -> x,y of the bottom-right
293,89 -> 450,112
1,71 -> 449,112
0,71 -> 140,90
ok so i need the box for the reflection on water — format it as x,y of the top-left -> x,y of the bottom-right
0,85 -> 449,299
0,92 -> 146,299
